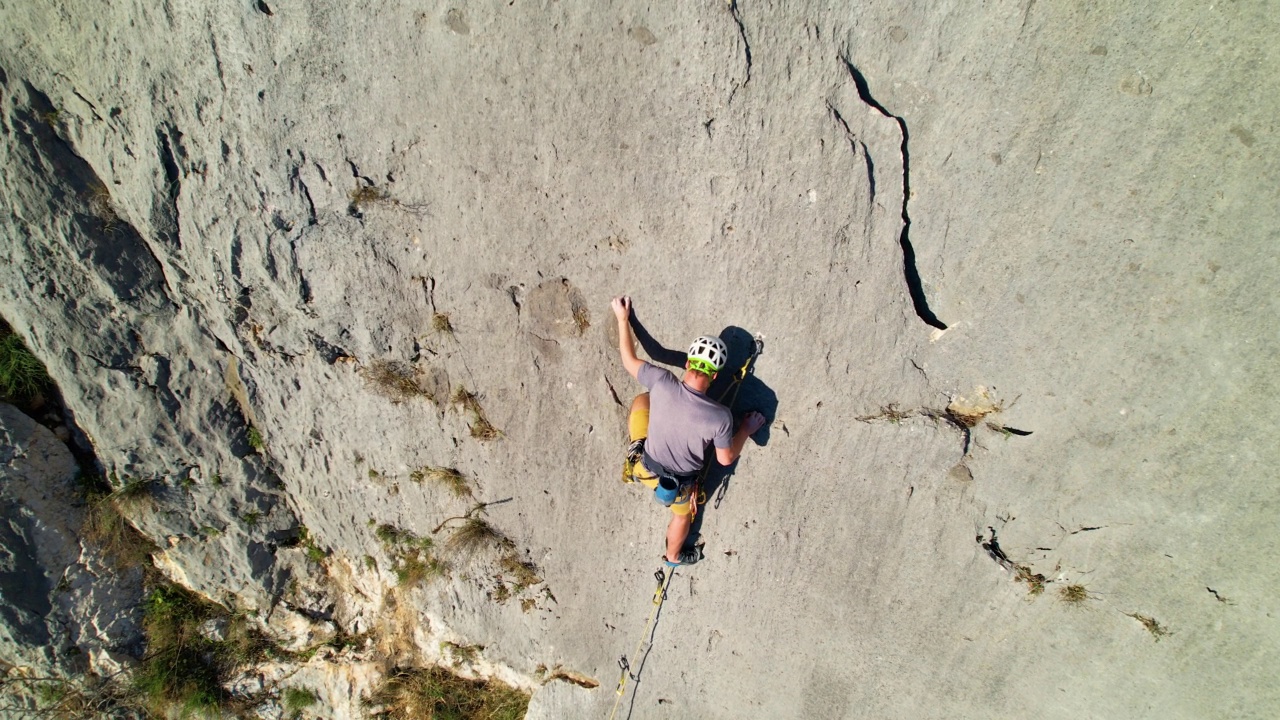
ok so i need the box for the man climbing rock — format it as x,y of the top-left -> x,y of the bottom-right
611,296 -> 766,566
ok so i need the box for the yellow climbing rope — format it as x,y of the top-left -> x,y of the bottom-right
608,566 -> 677,720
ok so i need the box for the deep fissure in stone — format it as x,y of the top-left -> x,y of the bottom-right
839,56 -> 947,330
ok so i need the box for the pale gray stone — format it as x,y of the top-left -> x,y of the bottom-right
0,1 -> 1276,718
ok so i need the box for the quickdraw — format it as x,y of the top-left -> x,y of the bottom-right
608,567 -> 677,720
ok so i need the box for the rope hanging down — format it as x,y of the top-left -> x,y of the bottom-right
608,567 -> 677,720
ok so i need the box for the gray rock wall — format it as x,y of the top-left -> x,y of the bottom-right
1,1 -> 1276,717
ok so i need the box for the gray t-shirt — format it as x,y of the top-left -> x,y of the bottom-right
638,362 -> 734,475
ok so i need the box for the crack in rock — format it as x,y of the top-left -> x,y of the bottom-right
838,55 -> 947,330
727,2 -> 752,103
825,101 -> 876,205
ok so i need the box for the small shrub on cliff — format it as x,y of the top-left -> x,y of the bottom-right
446,518 -> 510,554
374,524 -> 446,587
282,686 -> 319,714
452,386 -> 501,441
349,184 -> 389,211
363,359 -> 432,402
498,554 -> 541,592
247,426 -> 266,452
366,666 -> 528,720
133,585 -> 279,716
132,585 -> 226,716
409,465 -> 471,498
0,328 -> 51,401
81,475 -> 159,571
396,549 -> 448,588
294,526 -> 328,563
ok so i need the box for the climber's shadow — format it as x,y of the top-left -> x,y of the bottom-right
628,314 -> 777,544
694,326 -> 775,542
628,311 -> 687,369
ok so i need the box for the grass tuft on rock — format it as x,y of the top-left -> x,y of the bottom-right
349,184 -> 389,210
452,386 -> 502,441
0,328 -> 51,401
363,360 -> 432,402
132,585 -> 225,717
1127,613 -> 1171,640
80,474 -> 159,571
447,518 -> 508,554
432,312 -> 454,335
132,583 -> 282,717
374,524 -> 446,587
1058,583 -> 1090,604
410,465 -> 471,497
375,524 -> 432,550
367,666 -> 528,720
498,554 -> 541,591
282,686 -> 319,714
395,549 -> 448,588
247,426 -> 266,452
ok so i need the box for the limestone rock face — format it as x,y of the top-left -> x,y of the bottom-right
0,1 -> 1277,718
0,403 -> 143,678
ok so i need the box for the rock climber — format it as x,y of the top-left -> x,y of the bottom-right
611,296 -> 766,566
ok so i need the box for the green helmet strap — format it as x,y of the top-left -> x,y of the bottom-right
688,357 -> 718,377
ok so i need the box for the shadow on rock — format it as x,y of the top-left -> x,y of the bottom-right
693,325 -> 777,545
628,312 -> 686,369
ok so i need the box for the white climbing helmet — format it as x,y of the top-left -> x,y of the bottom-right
687,335 -> 728,376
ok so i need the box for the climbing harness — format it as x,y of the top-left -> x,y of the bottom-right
608,566 -> 677,720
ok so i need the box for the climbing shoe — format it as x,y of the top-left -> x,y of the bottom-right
663,546 -> 702,567
622,438 -> 646,484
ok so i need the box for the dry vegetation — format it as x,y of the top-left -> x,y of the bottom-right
375,524 -> 447,588
363,360 -> 433,403
856,404 -> 912,423
534,665 -> 600,689
349,184 -> 389,211
80,474 -> 160,571
446,517 -> 511,554
1014,564 -> 1046,597
1127,613 -> 1171,640
498,554 -> 542,591
1058,584 -> 1090,604
432,312 -> 454,335
571,304 -> 590,334
85,182 -> 121,231
366,667 -> 528,720
410,465 -> 472,498
452,386 -> 501,440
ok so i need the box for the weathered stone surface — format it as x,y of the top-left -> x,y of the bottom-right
0,1 -> 1276,718
0,403 -> 142,677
